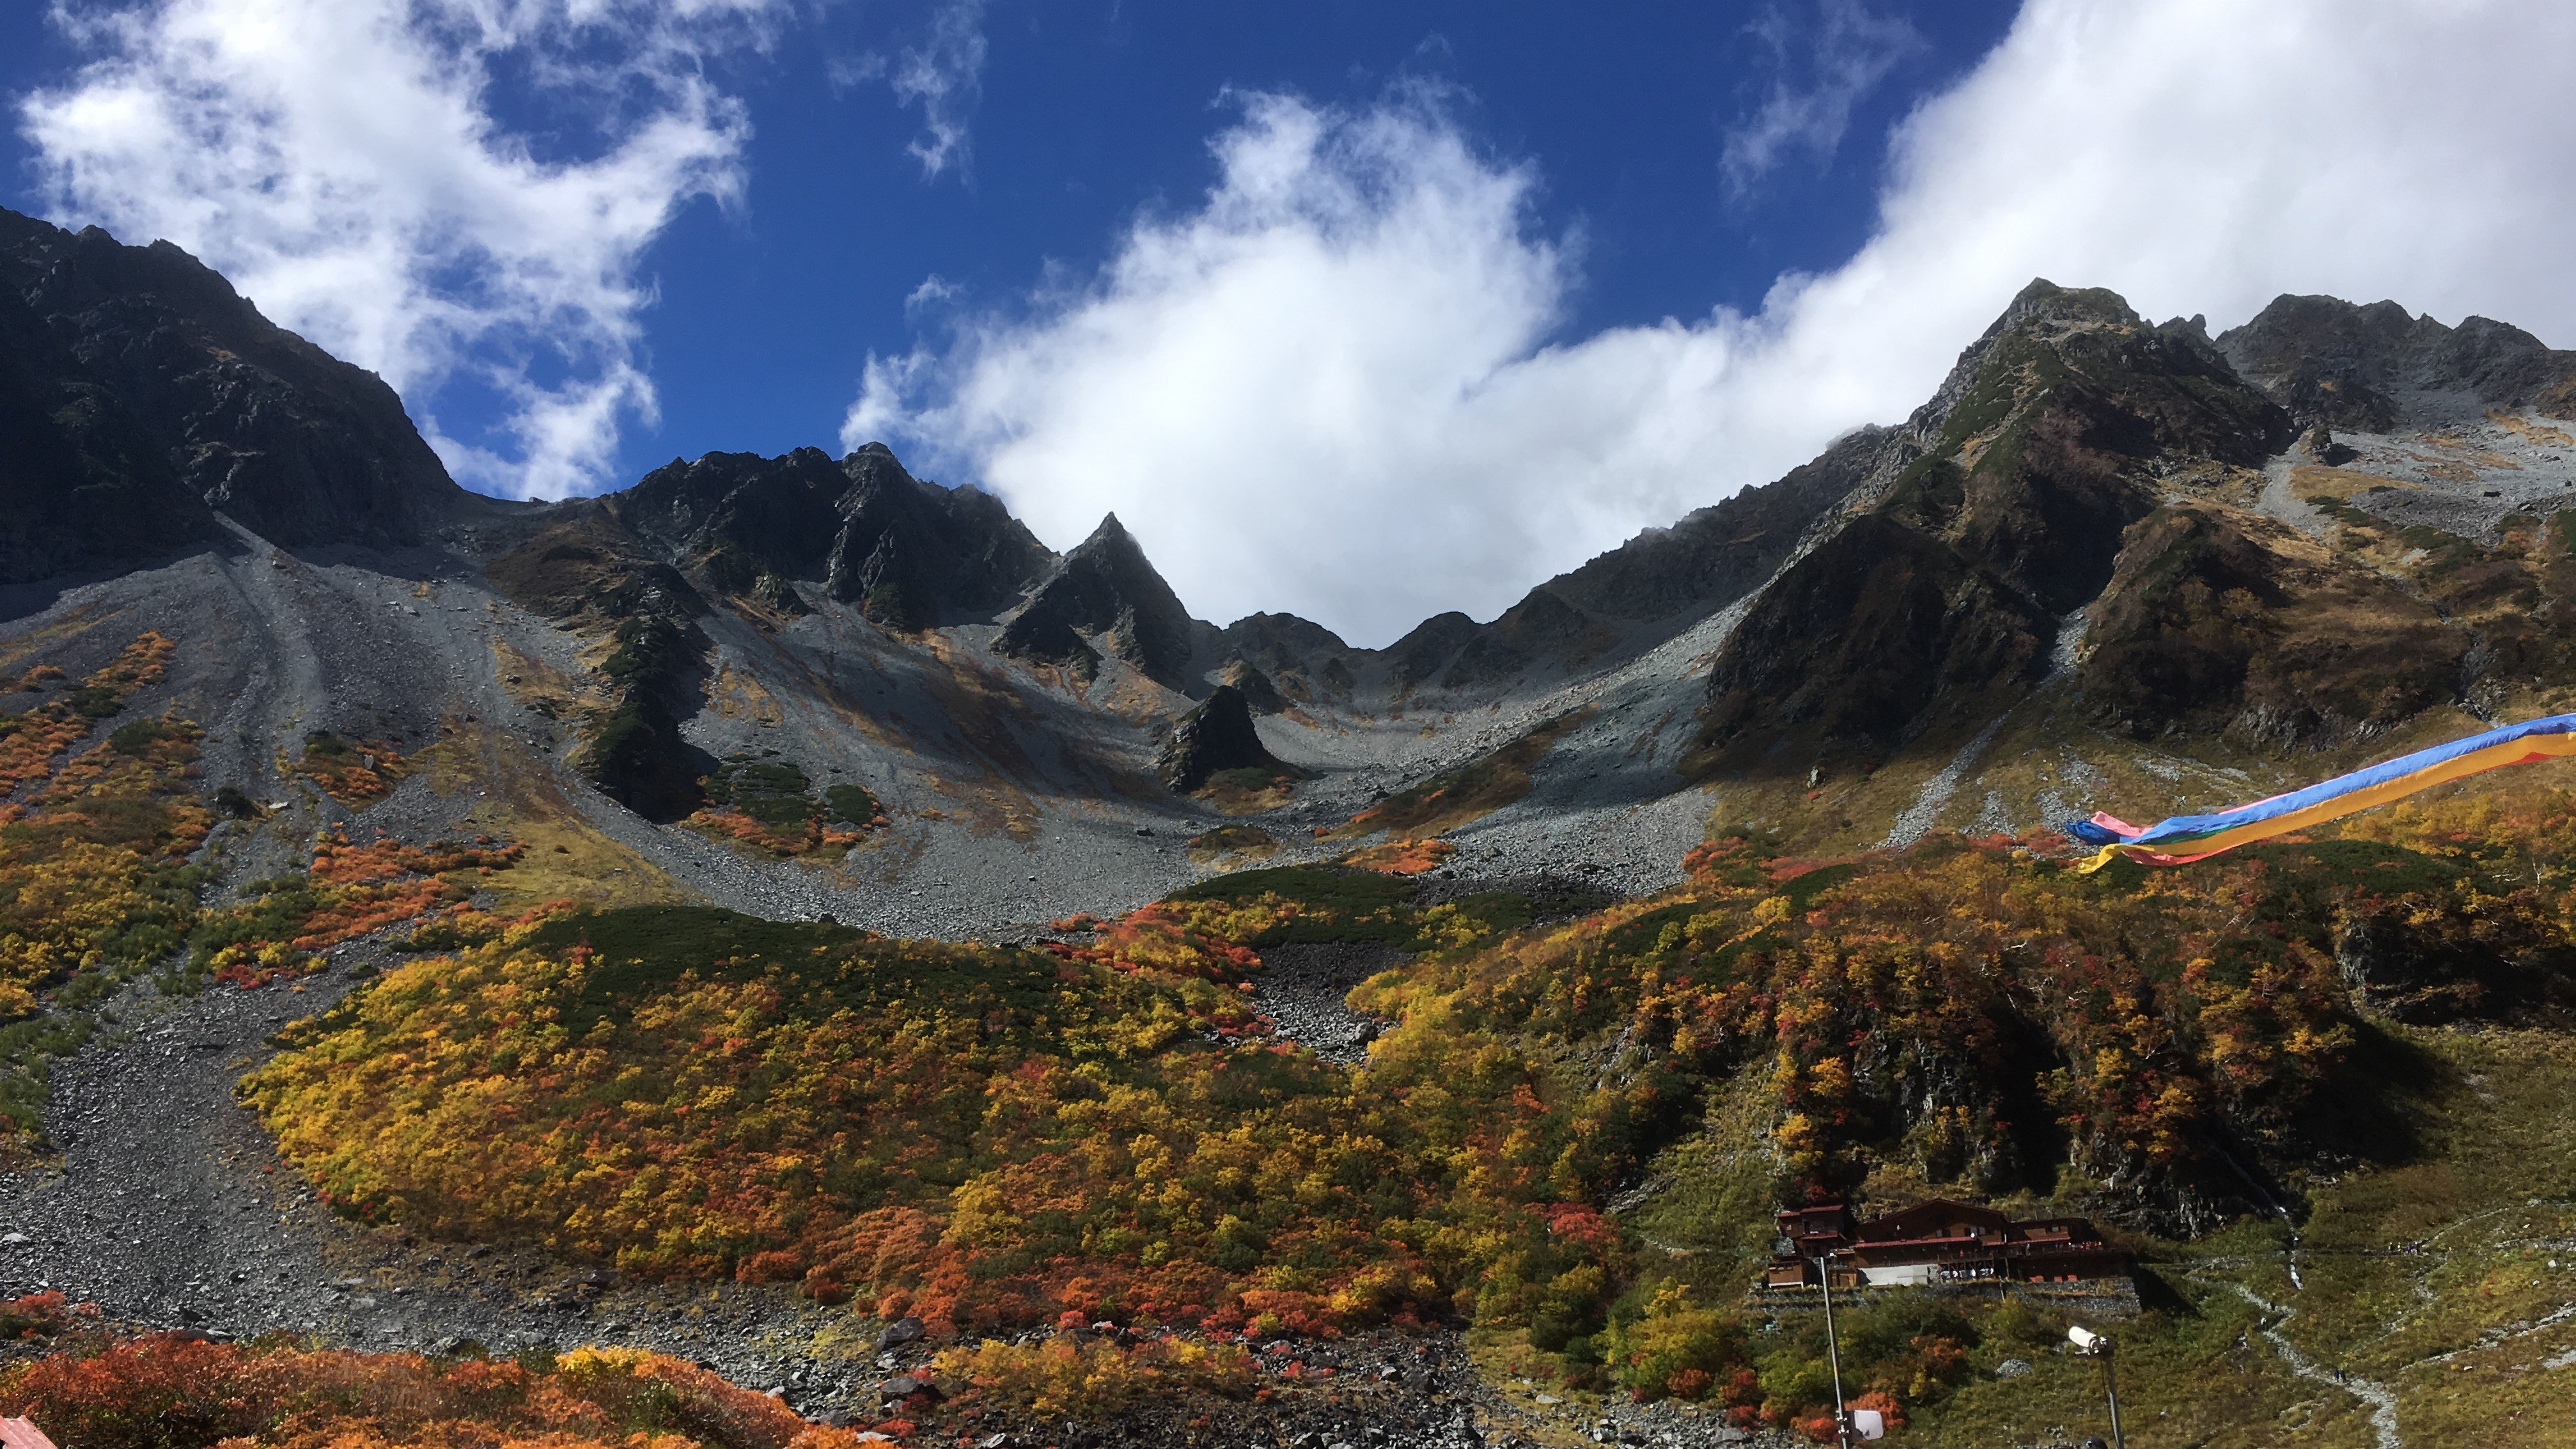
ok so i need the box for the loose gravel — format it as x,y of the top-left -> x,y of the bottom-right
1250,943 -> 1409,1065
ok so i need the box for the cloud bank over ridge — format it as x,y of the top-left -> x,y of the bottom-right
854,0 -> 2576,646
19,0 -> 785,499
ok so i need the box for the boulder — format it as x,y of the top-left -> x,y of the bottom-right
1217,658 -> 1288,714
1154,685 -> 1292,792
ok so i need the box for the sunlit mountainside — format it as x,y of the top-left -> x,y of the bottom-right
2,206 -> 2573,1448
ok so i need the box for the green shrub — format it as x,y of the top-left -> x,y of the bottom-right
824,783 -> 880,824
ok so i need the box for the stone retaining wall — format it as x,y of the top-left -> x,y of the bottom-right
1744,1276 -> 2141,1319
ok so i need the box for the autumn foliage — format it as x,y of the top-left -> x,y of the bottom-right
683,760 -> 884,858
932,1331 -> 1255,1418
0,633 -> 174,796
292,732 -> 412,806
0,1335 -> 871,1449
243,902 -> 1446,1341
1,1291 -> 95,1340
237,787 -> 2576,1429
1338,838 -> 1458,875
0,635 -> 207,1153
1,630 -> 533,1160
1,634 -> 201,1001
682,806 -> 871,858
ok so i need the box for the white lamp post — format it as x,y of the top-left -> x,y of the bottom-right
2068,1325 -> 2126,1449
1816,1256 -> 1857,1449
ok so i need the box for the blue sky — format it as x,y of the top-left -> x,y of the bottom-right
639,0 -> 2009,464
623,0 -> 2018,469
8,1 -> 2576,641
0,1 -> 2011,477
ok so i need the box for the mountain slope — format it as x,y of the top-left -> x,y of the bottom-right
10,230 -> 2575,941
1694,281 -> 2296,778
12,223 -> 2576,1449
0,207 -> 466,581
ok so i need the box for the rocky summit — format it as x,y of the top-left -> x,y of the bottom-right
5,203 -> 2576,1449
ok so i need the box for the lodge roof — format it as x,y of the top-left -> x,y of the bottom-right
1854,1198 -> 2011,1242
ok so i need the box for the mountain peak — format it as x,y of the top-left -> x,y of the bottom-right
1080,512 -> 1135,548
0,205 -> 465,578
1698,279 -> 2295,776
2216,293 -> 2576,429
614,443 -> 1052,628
1990,277 -> 2142,334
997,507 -> 1199,684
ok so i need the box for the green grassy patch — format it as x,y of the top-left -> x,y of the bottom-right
520,905 -> 1068,1037
1187,824 -> 1279,866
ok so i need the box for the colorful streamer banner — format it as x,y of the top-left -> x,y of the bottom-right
2065,713 -> 2576,872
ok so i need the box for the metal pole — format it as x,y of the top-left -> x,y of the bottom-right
2103,1346 -> 2125,1449
1816,1256 -> 1852,1449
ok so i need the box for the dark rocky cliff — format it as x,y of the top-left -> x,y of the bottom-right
996,513 -> 1199,685
1698,280 -> 2299,774
617,442 -> 1054,626
2217,293 -> 2576,429
0,207 -> 463,581
1153,685 -> 1292,791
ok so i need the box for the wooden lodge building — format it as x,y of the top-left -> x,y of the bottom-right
1764,1200 -> 2129,1290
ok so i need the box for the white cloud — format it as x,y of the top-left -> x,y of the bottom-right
889,0 -> 987,181
18,0 -> 774,499
904,273 -> 961,315
1721,0 -> 1923,196
850,0 -> 2576,647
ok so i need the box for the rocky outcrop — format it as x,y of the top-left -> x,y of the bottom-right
1437,586 -> 1618,689
996,514 -> 1198,684
618,443 -> 1053,627
2076,505 -> 2465,748
1384,611 -> 1483,690
1221,613 -> 1360,705
1216,659 -> 1288,714
1696,280 -> 2297,774
1701,513 -> 2054,762
2217,293 -> 2576,427
1153,685 -> 1292,792
0,208 -> 462,581
827,444 -> 1056,626
486,507 -> 714,820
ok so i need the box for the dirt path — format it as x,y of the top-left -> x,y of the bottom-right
2229,1283 -> 2404,1449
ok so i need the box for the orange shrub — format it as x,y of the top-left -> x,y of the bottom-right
1339,839 -> 1456,875
0,1335 -> 870,1449
682,806 -> 868,858
187,830 -> 527,989
293,733 -> 413,806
